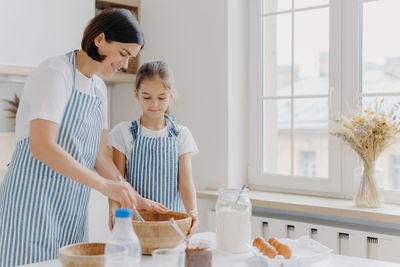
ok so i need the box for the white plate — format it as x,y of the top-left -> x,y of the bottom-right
247,236 -> 332,267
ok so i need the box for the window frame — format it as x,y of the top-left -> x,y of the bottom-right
249,0 -> 400,203
248,0 -> 400,199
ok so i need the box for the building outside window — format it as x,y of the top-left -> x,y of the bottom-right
390,155 -> 400,190
300,151 -> 316,177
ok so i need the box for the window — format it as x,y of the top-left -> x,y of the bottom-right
249,0 -> 400,201
390,155 -> 400,190
300,151 -> 316,177
249,0 -> 340,194
361,0 -> 400,193
262,2 -> 329,178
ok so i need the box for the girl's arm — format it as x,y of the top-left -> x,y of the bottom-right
178,153 -> 199,237
94,130 -> 127,181
112,146 -> 127,178
30,119 -> 136,208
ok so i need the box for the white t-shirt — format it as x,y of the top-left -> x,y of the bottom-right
109,121 -> 199,159
15,54 -> 108,142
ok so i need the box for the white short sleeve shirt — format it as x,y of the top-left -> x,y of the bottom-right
15,54 -> 108,142
109,121 -> 199,158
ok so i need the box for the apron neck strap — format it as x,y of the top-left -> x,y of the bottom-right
66,50 -> 79,91
165,114 -> 179,137
66,50 -> 97,96
130,120 -> 140,141
130,114 -> 180,141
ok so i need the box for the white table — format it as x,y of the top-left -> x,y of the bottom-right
21,232 -> 400,267
21,253 -> 400,267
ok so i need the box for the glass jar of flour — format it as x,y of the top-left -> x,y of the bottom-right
216,188 -> 251,253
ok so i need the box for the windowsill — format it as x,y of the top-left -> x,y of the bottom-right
197,189 -> 400,225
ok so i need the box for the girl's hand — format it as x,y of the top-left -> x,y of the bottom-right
186,210 -> 199,238
108,199 -> 121,230
137,196 -> 169,213
102,179 -> 139,209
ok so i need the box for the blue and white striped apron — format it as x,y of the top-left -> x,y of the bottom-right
0,50 -> 103,266
126,114 -> 184,212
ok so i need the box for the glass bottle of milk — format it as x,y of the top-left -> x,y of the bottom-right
216,188 -> 251,253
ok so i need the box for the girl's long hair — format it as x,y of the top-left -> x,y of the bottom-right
135,61 -> 175,114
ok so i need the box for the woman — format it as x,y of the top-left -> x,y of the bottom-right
0,8 -> 167,266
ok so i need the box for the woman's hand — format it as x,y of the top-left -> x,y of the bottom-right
186,210 -> 199,238
136,196 -> 169,213
102,179 -> 139,208
108,199 -> 121,230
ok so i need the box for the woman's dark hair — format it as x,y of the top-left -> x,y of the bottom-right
81,8 -> 144,62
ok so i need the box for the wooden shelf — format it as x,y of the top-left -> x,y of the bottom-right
0,64 -> 135,84
0,64 -> 34,76
96,0 -> 140,8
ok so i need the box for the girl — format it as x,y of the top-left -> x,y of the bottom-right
109,61 -> 199,236
0,8 -> 166,266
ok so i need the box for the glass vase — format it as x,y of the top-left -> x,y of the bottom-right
354,161 -> 383,208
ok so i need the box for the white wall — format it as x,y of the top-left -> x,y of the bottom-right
140,0 -> 230,191
0,0 -> 249,194
0,0 -> 249,236
227,0 -> 248,188
109,83 -> 139,126
138,0 -> 249,231
139,0 -> 248,189
0,0 -> 94,66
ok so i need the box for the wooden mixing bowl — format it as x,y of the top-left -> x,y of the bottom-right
132,210 -> 192,254
58,242 -> 127,267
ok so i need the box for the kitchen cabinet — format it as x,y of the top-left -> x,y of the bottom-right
202,190 -> 400,263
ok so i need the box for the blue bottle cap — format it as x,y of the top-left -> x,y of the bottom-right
115,208 -> 133,218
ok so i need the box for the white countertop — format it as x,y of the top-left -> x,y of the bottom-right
21,252 -> 400,267
20,232 -> 400,267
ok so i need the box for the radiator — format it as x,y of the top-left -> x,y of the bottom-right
207,210 -> 400,263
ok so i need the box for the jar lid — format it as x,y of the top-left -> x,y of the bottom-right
115,208 -> 133,218
218,187 -> 249,194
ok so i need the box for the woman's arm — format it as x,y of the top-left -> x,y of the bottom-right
178,153 -> 199,237
30,119 -> 136,208
106,146 -> 129,230
94,135 -> 126,230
